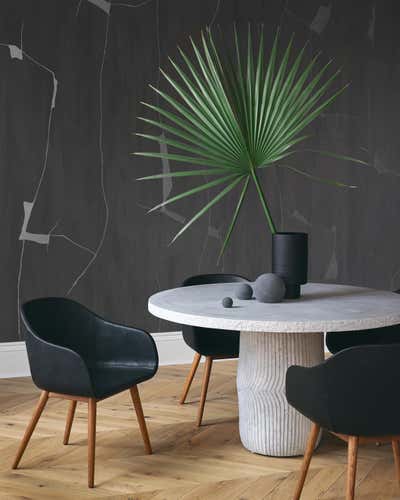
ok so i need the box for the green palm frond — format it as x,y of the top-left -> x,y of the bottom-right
135,26 -> 365,255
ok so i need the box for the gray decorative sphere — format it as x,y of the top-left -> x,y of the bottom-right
253,273 -> 286,303
222,296 -> 233,308
235,283 -> 253,300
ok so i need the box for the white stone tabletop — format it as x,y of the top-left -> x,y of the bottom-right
148,282 -> 400,333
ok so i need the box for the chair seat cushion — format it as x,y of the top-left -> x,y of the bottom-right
88,362 -> 156,399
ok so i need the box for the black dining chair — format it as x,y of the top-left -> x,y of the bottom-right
179,273 -> 248,426
14,297 -> 158,488
326,289 -> 400,354
286,343 -> 400,500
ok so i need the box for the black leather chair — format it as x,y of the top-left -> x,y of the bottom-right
14,297 -> 158,488
286,344 -> 400,500
326,289 -> 400,354
179,274 -> 248,426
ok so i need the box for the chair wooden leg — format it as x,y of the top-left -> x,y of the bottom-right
88,398 -> 96,488
346,436 -> 359,500
293,423 -> 320,500
196,356 -> 213,427
12,390 -> 49,469
392,440 -> 400,486
179,352 -> 201,404
63,400 -> 77,445
130,385 -> 152,455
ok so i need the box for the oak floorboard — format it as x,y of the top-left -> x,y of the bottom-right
1,361 -> 399,499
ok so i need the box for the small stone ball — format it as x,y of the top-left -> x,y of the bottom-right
222,296 -> 233,308
253,273 -> 286,303
235,283 -> 253,300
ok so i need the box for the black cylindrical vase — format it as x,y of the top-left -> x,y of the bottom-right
272,232 -> 308,299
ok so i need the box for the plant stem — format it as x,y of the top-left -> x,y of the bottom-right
250,168 -> 277,234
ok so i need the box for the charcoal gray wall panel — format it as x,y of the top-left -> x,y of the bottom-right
1,0 -> 399,341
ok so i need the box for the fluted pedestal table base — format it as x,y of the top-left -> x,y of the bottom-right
237,331 -> 324,457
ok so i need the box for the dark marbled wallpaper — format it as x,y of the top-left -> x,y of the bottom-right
1,0 -> 399,341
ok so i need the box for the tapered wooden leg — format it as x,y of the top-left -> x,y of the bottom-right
196,356 -> 213,427
392,440 -> 400,486
346,436 -> 359,500
130,386 -> 152,455
63,400 -> 77,445
293,423 -> 320,500
179,352 -> 201,404
12,390 -> 49,469
88,398 -> 96,488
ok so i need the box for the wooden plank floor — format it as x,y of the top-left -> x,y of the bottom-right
0,360 -> 399,499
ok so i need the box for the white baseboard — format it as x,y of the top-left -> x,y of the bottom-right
151,331 -> 194,366
0,333 -> 329,379
0,342 -> 30,378
0,331 -> 194,379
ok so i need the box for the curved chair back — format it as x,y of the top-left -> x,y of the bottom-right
182,274 -> 248,287
22,297 -> 96,359
21,297 -> 158,398
21,298 -> 97,396
181,274 -> 248,357
286,343 -> 400,436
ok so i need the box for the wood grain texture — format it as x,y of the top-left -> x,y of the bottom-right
346,436 -> 359,500
293,423 -> 321,500
197,356 -> 213,427
392,440 -> 400,486
87,398 -> 97,488
63,400 -> 77,445
2,361 -> 400,499
179,352 -> 201,405
130,385 -> 152,455
11,390 -> 49,470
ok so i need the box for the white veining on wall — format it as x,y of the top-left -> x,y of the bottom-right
78,0 -> 154,15
0,26 -> 59,336
113,0 -> 154,8
68,7 -> 111,294
70,0 -> 157,295
309,3 -> 332,35
4,0 -> 396,343
87,0 -> 111,14
159,136 -> 185,224
1,22 -> 98,336
49,220 -> 96,256
8,45 -> 23,60
140,0 -> 224,272
19,202 -> 50,245
157,136 -> 223,242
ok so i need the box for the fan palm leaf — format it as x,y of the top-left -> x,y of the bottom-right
134,26 -> 366,255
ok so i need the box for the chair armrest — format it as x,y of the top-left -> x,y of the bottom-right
25,331 -> 94,397
93,320 -> 158,368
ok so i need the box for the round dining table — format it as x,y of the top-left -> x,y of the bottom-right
148,282 -> 400,457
